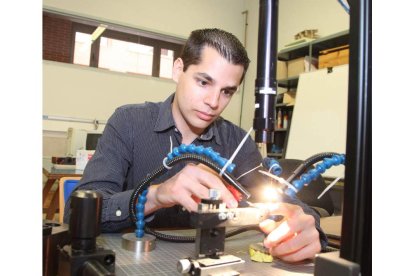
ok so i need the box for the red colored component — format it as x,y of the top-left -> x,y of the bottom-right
225,184 -> 243,202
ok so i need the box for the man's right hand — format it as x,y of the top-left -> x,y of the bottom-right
145,163 -> 238,214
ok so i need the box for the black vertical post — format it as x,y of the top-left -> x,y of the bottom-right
314,0 -> 371,275
253,0 -> 278,144
341,0 -> 372,274
69,190 -> 102,252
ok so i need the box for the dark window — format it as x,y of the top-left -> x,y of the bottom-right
43,10 -> 184,79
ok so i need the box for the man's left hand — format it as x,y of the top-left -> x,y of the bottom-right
258,202 -> 321,263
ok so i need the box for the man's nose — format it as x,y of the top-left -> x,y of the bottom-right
204,90 -> 220,109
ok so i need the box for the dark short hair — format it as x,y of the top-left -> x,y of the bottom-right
180,28 -> 250,83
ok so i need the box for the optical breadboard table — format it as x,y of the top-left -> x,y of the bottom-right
98,229 -> 314,276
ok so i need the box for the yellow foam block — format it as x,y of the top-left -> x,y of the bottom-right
249,242 -> 273,263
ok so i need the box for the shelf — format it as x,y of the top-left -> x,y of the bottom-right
275,103 -> 295,109
310,30 -> 349,57
278,30 -> 349,61
275,103 -> 294,109
278,42 -> 312,61
277,76 -> 299,89
271,30 -> 349,160
275,103 -> 288,107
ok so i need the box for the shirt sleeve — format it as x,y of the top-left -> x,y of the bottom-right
63,107 -> 136,233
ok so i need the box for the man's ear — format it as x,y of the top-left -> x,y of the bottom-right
172,58 -> 184,83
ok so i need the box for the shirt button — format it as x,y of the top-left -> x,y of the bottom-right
174,128 -> 178,132
116,209 -> 122,216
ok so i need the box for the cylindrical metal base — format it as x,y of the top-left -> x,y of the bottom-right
121,233 -> 156,253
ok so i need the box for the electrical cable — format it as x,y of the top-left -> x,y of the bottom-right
286,152 -> 341,183
129,153 -> 250,222
144,225 -> 262,243
284,153 -> 345,197
128,153 -> 252,243
128,149 -> 345,243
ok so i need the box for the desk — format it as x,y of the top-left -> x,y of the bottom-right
98,230 -> 314,276
320,216 -> 342,248
42,157 -> 83,220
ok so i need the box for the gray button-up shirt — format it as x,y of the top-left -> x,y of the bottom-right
63,93 -> 327,249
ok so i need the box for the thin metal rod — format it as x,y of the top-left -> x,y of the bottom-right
239,10 -> 249,127
43,115 -> 107,129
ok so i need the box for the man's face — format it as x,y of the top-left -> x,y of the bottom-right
172,46 -> 244,135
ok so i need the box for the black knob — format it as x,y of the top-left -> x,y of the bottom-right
69,190 -> 102,251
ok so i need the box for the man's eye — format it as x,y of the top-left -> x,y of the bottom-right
198,80 -> 208,86
222,90 -> 234,97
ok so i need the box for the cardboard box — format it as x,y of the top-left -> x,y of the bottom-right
287,56 -> 317,77
276,60 -> 287,80
318,45 -> 349,69
283,91 -> 296,105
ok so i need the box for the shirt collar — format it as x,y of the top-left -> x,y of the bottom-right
153,93 -> 222,145
154,94 -> 176,132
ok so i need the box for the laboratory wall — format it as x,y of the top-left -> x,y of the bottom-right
43,0 -> 349,156
43,0 -> 249,135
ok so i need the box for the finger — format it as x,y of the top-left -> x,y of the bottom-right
263,212 -> 313,249
220,187 -> 239,208
259,218 -> 282,234
157,175 -> 202,212
186,183 -> 210,202
270,227 -> 319,256
270,240 -> 321,263
263,220 -> 293,249
264,202 -> 304,218
178,191 -> 200,212
192,165 -> 238,208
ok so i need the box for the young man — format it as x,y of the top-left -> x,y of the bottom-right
65,28 -> 326,262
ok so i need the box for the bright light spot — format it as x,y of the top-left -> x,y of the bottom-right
263,185 -> 282,202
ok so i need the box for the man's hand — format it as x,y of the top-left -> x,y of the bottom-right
145,163 -> 238,214
259,202 -> 321,263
